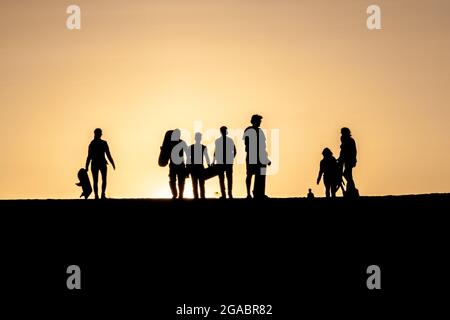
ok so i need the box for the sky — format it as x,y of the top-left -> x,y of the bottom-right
0,0 -> 449,199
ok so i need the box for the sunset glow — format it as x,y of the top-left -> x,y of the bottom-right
1,0 -> 449,199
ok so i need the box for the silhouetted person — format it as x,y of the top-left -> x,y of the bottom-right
243,114 -> 271,199
338,127 -> 357,196
213,126 -> 236,199
188,132 -> 211,199
85,128 -> 115,200
317,148 -> 339,198
168,129 -> 188,199
307,188 -> 315,199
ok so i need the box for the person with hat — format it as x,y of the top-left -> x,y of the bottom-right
243,114 -> 271,199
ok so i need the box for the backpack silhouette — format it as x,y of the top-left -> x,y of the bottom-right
76,168 -> 92,199
158,130 -> 174,167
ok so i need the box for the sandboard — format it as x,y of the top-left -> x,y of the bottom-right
158,130 -> 174,167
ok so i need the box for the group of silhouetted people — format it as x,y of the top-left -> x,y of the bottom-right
163,114 -> 271,200
81,121 -> 358,200
316,127 -> 358,198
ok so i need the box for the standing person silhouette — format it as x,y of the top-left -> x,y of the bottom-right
188,132 -> 211,199
338,127 -> 357,196
243,114 -> 271,199
213,126 -> 236,199
168,129 -> 188,199
317,148 -> 339,198
85,128 -> 115,200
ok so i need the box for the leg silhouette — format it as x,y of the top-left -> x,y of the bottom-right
325,183 -> 331,198
226,167 -> 233,198
192,176 -> 199,199
246,175 -> 252,198
91,167 -> 99,199
100,166 -> 107,199
331,183 -> 337,198
199,177 -> 205,199
169,172 -> 177,199
219,171 -> 226,198
254,167 -> 267,199
344,165 -> 355,192
178,172 -> 185,199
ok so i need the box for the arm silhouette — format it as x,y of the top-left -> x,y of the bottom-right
212,140 -> 218,165
105,143 -> 116,170
204,146 -> 211,167
317,161 -> 324,185
85,144 -> 92,171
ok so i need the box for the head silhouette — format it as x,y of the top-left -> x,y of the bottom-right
322,147 -> 333,158
195,132 -> 202,144
94,128 -> 102,139
172,129 -> 181,141
341,127 -> 351,137
250,114 -> 263,127
220,126 -> 228,136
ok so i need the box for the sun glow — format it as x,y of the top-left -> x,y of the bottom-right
1,1 -> 450,199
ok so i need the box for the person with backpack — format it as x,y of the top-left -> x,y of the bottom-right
188,132 -> 211,199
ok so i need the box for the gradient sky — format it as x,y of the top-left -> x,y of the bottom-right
1,0 -> 449,199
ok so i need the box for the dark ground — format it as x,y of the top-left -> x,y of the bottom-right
1,194 -> 449,317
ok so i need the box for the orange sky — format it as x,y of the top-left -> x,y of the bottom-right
0,0 -> 449,199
